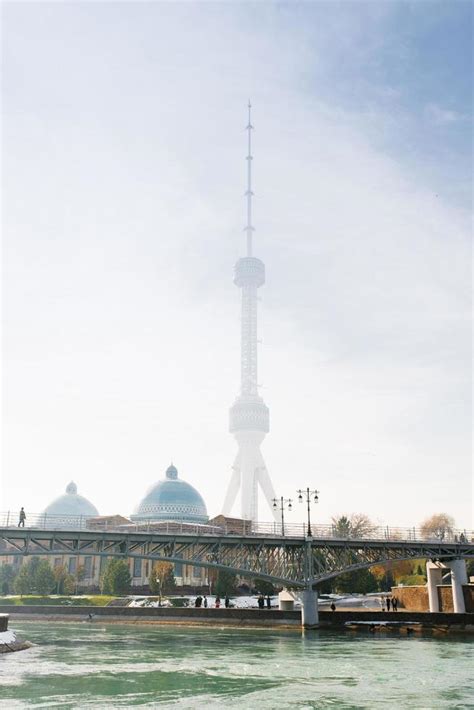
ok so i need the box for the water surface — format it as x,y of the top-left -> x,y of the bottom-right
0,621 -> 472,708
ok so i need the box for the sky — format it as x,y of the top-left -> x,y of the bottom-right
1,1 -> 472,529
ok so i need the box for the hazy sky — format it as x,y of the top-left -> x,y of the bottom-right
2,1 -> 472,528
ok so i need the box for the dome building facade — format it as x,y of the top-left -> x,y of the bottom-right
131,464 -> 208,524
42,482 -> 99,528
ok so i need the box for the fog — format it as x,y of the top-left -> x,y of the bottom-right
2,2 -> 472,527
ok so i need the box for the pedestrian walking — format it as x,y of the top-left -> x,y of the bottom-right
386,597 -> 391,612
392,597 -> 398,612
266,595 -> 271,609
225,595 -> 230,608
380,597 -> 385,612
203,595 -> 208,608
215,596 -> 221,608
18,508 -> 26,528
258,594 -> 265,609
330,602 -> 336,612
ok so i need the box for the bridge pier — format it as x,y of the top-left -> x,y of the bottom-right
426,559 -> 468,613
426,562 -> 442,613
450,559 -> 467,613
300,589 -> 319,629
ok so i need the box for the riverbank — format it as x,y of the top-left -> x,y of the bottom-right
2,605 -> 473,632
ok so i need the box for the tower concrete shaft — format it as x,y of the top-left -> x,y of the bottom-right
222,103 -> 277,523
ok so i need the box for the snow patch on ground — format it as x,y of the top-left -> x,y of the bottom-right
128,598 -> 172,608
0,630 -> 17,645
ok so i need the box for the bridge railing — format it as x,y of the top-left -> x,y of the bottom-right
0,511 -> 472,543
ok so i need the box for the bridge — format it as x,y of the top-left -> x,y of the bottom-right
1,524 -> 472,626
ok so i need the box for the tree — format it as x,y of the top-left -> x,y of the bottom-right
12,558 -> 47,596
13,565 -> 31,596
149,561 -> 176,601
215,570 -> 237,596
53,565 -> 76,595
74,564 -> 86,594
334,568 -> 378,594
420,513 -> 455,540
0,564 -> 17,595
100,559 -> 131,595
332,514 -> 375,539
332,515 -> 351,538
253,578 -> 275,595
35,560 -> 55,595
370,564 -> 395,591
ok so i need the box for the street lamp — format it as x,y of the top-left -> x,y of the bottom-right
297,488 -> 319,537
272,496 -> 292,536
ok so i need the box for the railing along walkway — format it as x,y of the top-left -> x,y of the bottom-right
1,511 -> 472,544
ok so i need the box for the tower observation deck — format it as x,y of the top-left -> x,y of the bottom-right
222,103 -> 277,523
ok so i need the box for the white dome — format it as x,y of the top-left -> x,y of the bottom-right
42,482 -> 99,528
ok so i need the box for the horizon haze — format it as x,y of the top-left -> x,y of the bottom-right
2,2 -> 472,529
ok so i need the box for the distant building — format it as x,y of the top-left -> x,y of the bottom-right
86,515 -> 131,530
41,481 -> 99,529
1,467 -> 214,591
209,515 -> 253,536
130,464 -> 209,588
131,464 -> 208,524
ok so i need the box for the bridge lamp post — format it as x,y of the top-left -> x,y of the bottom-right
272,497 -> 292,536
297,488 -> 319,537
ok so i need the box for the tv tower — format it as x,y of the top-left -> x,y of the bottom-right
222,102 -> 277,523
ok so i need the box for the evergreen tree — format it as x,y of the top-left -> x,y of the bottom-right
253,578 -> 275,595
53,565 -> 72,594
101,559 -> 131,595
163,566 -> 176,594
334,568 -> 378,594
35,560 -> 55,595
13,565 -> 31,596
0,564 -> 17,595
331,514 -> 375,539
13,558 -> 43,595
215,570 -> 237,596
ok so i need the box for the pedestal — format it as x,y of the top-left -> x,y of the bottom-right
300,589 -> 319,628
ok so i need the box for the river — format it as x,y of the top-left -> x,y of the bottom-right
0,621 -> 472,708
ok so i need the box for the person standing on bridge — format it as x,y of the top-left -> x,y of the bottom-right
215,596 -> 221,608
18,508 -> 26,528
386,597 -> 391,612
392,597 -> 398,612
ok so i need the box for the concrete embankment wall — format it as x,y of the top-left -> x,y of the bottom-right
1,606 -> 473,629
392,585 -> 474,612
0,605 -> 301,627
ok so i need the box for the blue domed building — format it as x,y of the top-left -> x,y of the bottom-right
42,481 -> 99,528
131,464 -> 208,523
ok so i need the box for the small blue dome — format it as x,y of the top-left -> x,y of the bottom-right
132,465 -> 208,523
42,482 -> 99,527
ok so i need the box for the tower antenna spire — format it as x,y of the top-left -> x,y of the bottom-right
245,100 -> 254,257
222,102 -> 278,524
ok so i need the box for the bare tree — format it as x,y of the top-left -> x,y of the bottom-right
331,513 -> 375,539
420,513 -> 455,540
